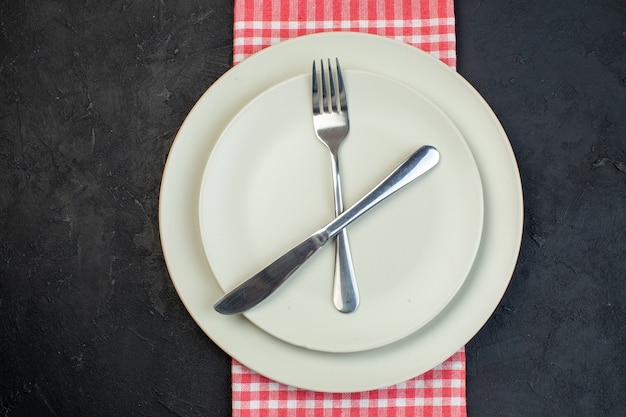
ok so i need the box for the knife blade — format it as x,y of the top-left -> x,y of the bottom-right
214,145 -> 440,315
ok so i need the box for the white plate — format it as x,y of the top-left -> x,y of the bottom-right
159,32 -> 523,392
199,71 -> 483,353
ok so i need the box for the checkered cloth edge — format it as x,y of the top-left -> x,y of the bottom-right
232,1 -> 464,416
232,349 -> 466,417
233,0 -> 456,68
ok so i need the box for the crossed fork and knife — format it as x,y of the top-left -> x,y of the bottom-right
214,59 -> 439,315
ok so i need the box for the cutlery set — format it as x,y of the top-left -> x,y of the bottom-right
214,59 -> 439,315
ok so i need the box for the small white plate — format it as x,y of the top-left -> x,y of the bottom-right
159,32 -> 523,392
199,71 -> 483,353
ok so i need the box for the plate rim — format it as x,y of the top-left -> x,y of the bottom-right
159,31 -> 523,392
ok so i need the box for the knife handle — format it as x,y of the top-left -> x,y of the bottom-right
324,145 -> 440,239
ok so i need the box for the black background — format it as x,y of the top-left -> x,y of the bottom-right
1,1 -> 624,416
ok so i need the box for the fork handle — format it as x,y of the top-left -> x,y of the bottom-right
329,150 -> 360,313
334,230 -> 359,312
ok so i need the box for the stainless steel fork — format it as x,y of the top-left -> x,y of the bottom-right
312,58 -> 359,313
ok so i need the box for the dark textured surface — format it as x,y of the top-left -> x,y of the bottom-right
456,2 -> 626,416
0,1 -> 624,416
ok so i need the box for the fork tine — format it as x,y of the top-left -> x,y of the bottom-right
321,59 -> 330,113
336,58 -> 348,113
328,59 -> 338,112
312,60 -> 320,115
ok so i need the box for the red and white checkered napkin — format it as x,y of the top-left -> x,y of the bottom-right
232,1 -> 464,416
233,349 -> 466,417
234,0 -> 456,67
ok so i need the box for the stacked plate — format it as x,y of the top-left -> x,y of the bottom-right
159,32 -> 523,392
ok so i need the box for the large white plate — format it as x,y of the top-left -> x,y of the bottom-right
159,32 -> 523,392
199,71 -> 484,353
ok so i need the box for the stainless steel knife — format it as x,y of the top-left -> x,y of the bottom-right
214,145 -> 440,315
